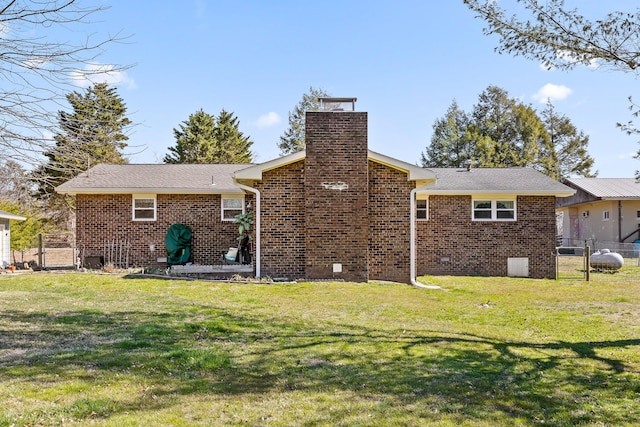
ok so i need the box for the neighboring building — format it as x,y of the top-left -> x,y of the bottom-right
556,178 -> 640,246
57,99 -> 574,282
0,209 -> 26,267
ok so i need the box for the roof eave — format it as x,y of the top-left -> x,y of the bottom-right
57,187 -> 245,195
234,150 -> 306,181
418,189 -> 576,197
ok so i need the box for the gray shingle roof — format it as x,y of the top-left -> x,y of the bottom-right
56,163 -> 251,194
421,167 -> 575,196
564,178 -> 640,199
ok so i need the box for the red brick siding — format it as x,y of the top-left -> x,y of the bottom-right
417,195 -> 557,279
75,193 -> 245,268
368,161 -> 413,283
254,160 -> 306,279
304,111 -> 369,282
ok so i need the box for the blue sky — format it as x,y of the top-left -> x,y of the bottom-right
72,1 -> 638,177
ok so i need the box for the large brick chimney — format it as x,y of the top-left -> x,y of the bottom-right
304,98 -> 369,282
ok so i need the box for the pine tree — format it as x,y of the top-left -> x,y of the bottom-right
420,100 -> 475,167
278,87 -> 329,155
34,83 -> 130,196
541,101 -> 597,180
164,109 -> 253,164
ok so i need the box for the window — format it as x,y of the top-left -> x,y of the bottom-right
636,210 -> 640,220
221,196 -> 244,221
132,195 -> 156,221
603,210 -> 610,220
416,198 -> 428,220
473,199 -> 516,221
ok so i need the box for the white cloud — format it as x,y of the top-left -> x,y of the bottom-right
532,83 -> 572,103
70,63 -> 137,89
254,112 -> 281,128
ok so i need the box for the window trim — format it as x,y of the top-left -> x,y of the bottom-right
221,195 -> 245,222
132,194 -> 157,221
416,196 -> 428,221
472,198 -> 517,222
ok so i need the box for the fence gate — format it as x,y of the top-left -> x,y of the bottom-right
556,245 -> 587,280
41,233 -> 77,269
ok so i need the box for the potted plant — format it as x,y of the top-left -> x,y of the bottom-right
233,211 -> 253,264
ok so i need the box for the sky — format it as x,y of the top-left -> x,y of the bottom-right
65,0 -> 639,177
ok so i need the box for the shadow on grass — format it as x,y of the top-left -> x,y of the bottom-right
1,308 -> 639,425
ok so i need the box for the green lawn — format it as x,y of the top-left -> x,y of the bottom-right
1,269 -> 639,426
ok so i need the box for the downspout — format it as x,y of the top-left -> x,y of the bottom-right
235,183 -> 260,278
410,187 -> 441,290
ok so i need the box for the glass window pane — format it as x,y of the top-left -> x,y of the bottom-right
135,199 -> 155,209
223,209 -> 242,220
474,201 -> 491,209
223,198 -> 243,209
496,210 -> 514,219
496,201 -> 514,209
474,211 -> 492,219
135,209 -> 155,219
417,210 -> 427,219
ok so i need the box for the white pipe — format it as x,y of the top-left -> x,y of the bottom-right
410,187 -> 441,290
235,183 -> 260,278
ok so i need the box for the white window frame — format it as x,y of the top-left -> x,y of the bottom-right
221,195 -> 245,221
132,194 -> 157,221
636,210 -> 640,220
603,210 -> 610,220
416,196 -> 428,221
472,198 -> 517,222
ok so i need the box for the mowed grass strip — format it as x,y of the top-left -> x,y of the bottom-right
0,269 -> 639,426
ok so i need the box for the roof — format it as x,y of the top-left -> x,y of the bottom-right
56,163 -> 250,195
564,178 -> 640,200
419,167 -> 575,197
0,210 -> 26,221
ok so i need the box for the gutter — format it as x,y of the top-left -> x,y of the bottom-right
234,183 -> 261,278
410,187 -> 441,290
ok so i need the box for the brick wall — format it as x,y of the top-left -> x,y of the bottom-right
417,195 -> 557,279
304,111 -> 369,282
75,193 -> 244,268
254,160 -> 306,279
368,161 -> 413,283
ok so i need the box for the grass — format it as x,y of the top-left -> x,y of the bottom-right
0,268 -> 639,426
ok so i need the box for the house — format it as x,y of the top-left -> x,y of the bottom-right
556,178 -> 640,247
56,98 -> 574,282
0,209 -> 26,267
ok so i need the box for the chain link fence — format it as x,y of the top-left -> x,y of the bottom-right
557,239 -> 640,282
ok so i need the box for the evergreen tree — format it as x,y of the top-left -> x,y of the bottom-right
420,100 -> 475,167
34,83 -> 130,196
278,87 -> 329,155
541,101 -> 597,180
471,86 -> 544,169
421,86 -> 595,180
164,109 -> 253,164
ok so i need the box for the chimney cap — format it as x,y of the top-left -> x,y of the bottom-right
317,97 -> 357,112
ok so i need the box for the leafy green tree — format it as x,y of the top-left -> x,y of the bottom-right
420,100 -> 475,167
541,101 -> 597,180
278,87 -> 330,155
164,109 -> 254,164
34,83 -> 130,196
464,0 -> 640,176
0,200 -> 48,264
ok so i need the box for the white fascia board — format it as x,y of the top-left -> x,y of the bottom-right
56,187 -> 245,195
234,150 -> 306,181
417,189 -> 576,197
368,150 -> 436,181
0,213 -> 26,221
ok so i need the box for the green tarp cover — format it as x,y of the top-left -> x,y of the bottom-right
166,223 -> 192,265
